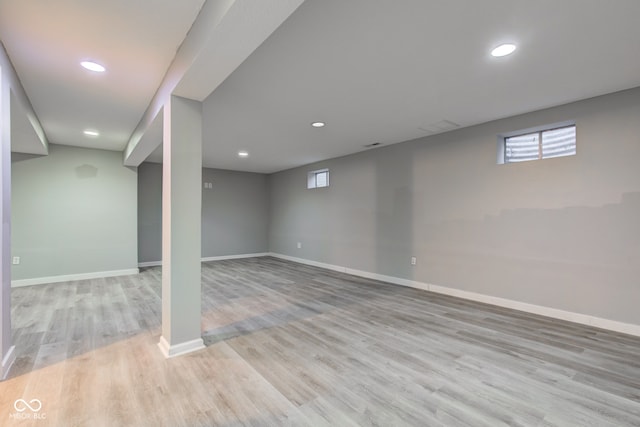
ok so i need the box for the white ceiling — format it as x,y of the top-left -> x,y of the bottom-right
0,0 -> 205,151
4,0 -> 640,174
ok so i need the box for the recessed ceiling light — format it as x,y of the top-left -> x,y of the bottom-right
491,44 -> 517,57
311,121 -> 326,128
238,150 -> 249,158
81,61 -> 106,72
83,129 -> 99,137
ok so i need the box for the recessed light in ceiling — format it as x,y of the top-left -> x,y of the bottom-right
238,150 -> 249,158
81,61 -> 106,72
83,129 -> 99,137
311,121 -> 326,128
491,44 -> 517,57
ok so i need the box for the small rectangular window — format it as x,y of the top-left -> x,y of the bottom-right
503,124 -> 576,163
307,169 -> 329,189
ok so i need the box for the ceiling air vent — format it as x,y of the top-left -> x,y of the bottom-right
418,119 -> 460,134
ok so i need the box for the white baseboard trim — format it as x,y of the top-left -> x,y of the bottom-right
268,252 -> 640,337
267,253 -> 430,291
12,253 -> 272,286
202,252 -> 269,263
11,268 -> 140,288
2,345 -> 16,380
158,336 -> 205,358
138,261 -> 162,268
267,253 -> 346,273
140,252 -> 269,268
427,284 -> 640,337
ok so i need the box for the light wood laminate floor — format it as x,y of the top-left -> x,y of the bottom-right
1,257 -> 639,426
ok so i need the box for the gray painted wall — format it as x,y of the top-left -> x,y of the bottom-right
11,144 -> 138,280
138,162 -> 163,263
138,162 -> 269,263
268,87 -> 640,325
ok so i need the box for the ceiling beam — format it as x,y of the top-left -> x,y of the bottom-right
123,0 -> 236,167
123,0 -> 306,167
0,41 -> 48,155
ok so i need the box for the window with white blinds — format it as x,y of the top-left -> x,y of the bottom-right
504,125 -> 576,163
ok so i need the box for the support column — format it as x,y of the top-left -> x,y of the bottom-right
0,64 -> 16,379
158,95 -> 205,358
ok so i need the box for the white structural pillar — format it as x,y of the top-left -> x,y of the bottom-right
0,64 -> 16,379
158,95 -> 205,358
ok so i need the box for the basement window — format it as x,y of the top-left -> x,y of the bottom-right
307,169 -> 329,189
499,123 -> 576,164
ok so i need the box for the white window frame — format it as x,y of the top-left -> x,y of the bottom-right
307,168 -> 329,189
498,121 -> 576,164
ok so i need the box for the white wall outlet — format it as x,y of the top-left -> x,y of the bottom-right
12,256 -> 20,265
410,256 -> 417,266
297,242 -> 302,249
203,182 -> 213,189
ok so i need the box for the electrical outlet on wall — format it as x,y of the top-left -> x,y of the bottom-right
297,242 -> 302,249
411,256 -> 417,266
12,256 -> 20,265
